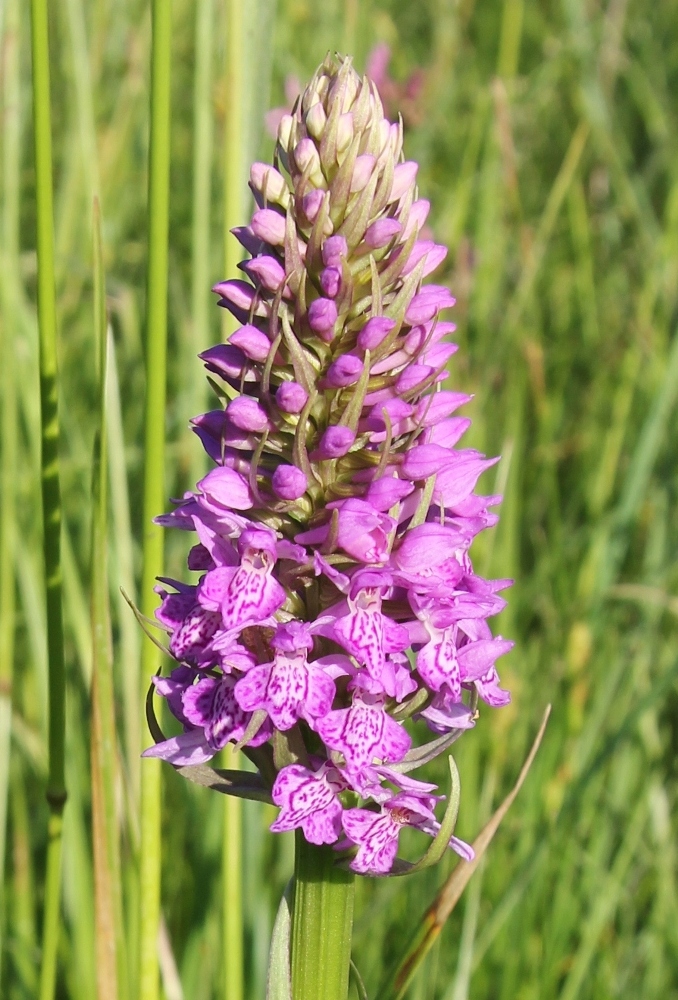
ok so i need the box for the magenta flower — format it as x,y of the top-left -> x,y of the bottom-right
144,55 -> 513,877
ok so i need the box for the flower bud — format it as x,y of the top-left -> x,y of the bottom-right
272,465 -> 308,500
240,256 -> 286,292
276,380 -> 308,413
308,298 -> 337,339
401,242 -> 448,277
325,354 -> 363,387
336,113 -> 354,154
229,324 -> 271,362
401,444 -> 453,480
227,396 -> 270,432
320,266 -> 341,298
277,113 -> 294,151
318,425 -> 356,458
365,476 -> 414,511
199,344 -> 256,383
212,279 -> 257,313
251,208 -> 286,246
351,155 -> 377,193
403,198 -> 431,239
249,163 -> 290,208
405,285 -> 456,325
357,316 -> 395,351
306,102 -> 327,140
389,161 -> 419,203
302,189 -> 325,223
364,218 -> 402,249
294,138 -> 324,184
322,235 -> 348,266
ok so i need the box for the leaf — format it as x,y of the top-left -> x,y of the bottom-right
266,881 -> 293,1000
376,705 -> 551,1000
389,727 -> 467,772
388,756 -> 461,876
144,680 -> 273,802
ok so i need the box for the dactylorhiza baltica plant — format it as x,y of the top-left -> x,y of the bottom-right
143,53 -> 512,995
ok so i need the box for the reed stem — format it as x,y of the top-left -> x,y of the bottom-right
138,2 -> 172,999
0,0 -> 21,978
29,0 -> 67,996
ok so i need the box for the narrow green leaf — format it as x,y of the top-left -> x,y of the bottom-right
266,882 -> 293,1000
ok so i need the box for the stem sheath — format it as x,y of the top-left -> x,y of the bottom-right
291,834 -> 355,1000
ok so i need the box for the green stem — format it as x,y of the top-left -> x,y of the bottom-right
138,2 -> 172,1000
291,833 -> 355,1000
29,0 -> 67,997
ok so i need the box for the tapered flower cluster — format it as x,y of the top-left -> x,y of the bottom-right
144,55 -> 512,875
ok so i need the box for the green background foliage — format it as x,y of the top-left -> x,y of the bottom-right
2,0 -> 677,997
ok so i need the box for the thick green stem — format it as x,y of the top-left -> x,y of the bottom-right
29,0 -> 67,997
291,833 -> 355,1000
138,2 -> 172,1000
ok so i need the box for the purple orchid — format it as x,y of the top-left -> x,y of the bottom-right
144,55 -> 514,877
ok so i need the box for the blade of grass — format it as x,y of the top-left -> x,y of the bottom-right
0,0 -> 21,978
138,2 -> 173,1000
29,0 -> 68,996
90,199 -> 128,1000
222,4 -> 247,998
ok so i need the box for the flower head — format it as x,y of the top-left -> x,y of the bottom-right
144,55 -> 512,876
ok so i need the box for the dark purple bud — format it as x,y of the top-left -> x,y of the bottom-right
302,189 -> 325,222
251,208 -> 286,246
229,324 -> 271,362
365,476 -> 414,511
199,344 -> 256,383
405,285 -> 455,325
227,396 -> 270,432
351,155 -> 376,193
212,279 -> 256,312
320,266 -> 341,298
276,381 -> 308,413
325,354 -> 363,387
231,225 -> 263,255
272,464 -> 308,500
357,316 -> 396,351
322,235 -> 348,266
308,298 -> 337,339
240,255 -> 286,292
364,218 -> 402,249
401,444 -> 454,480
389,161 -> 419,202
318,425 -> 356,458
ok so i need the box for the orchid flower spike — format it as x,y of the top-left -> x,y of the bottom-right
144,54 -> 512,877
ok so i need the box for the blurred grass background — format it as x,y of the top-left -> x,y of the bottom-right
2,0 -> 678,998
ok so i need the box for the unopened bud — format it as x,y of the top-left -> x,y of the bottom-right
276,381 -> 308,414
272,465 -> 308,500
306,102 -> 327,140
308,298 -> 337,340
318,425 -> 356,458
